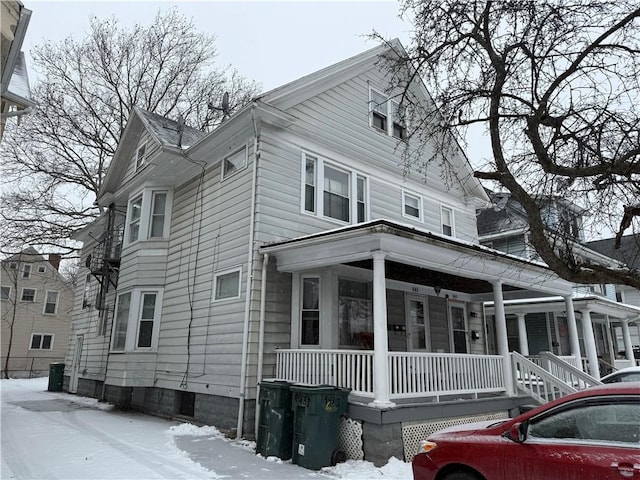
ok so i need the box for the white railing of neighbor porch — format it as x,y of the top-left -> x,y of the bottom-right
274,349 -> 507,400
512,351 -> 579,404
388,352 -> 505,400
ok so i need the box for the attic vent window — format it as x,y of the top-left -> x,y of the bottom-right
135,144 -> 147,171
223,146 -> 247,179
369,88 -> 407,140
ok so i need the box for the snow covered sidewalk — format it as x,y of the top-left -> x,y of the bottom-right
1,377 -> 412,479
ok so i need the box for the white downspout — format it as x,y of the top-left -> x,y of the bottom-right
254,253 -> 269,437
237,104 -> 260,439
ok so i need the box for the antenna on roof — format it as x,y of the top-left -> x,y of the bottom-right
208,91 -> 231,122
177,114 -> 185,148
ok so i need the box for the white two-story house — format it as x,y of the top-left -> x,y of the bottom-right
65,41 -> 619,465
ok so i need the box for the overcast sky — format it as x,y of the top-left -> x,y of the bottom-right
24,1 -> 412,91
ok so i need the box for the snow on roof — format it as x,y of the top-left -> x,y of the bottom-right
5,52 -> 34,105
136,108 -> 206,149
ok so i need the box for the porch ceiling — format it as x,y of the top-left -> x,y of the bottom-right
261,220 -> 574,296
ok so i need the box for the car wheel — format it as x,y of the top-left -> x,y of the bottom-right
441,470 -> 483,480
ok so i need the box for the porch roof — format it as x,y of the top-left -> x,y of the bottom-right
483,295 -> 640,322
260,219 -> 574,296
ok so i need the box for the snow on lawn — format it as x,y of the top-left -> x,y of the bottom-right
1,377 -> 413,480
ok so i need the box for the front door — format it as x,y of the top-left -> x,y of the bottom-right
406,295 -> 429,351
69,334 -> 83,393
449,301 -> 468,353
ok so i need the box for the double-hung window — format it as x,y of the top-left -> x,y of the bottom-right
43,291 -> 60,314
21,288 -> 36,302
22,264 -> 31,279
302,153 -> 368,224
125,189 -> 172,244
1,286 -> 10,300
135,144 -> 146,171
403,191 -> 422,220
111,289 -> 163,351
441,206 -> 454,236
370,88 -> 406,140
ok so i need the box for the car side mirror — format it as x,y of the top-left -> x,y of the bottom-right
509,422 -> 527,443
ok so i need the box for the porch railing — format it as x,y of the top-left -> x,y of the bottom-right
512,351 -> 579,404
274,349 -> 507,400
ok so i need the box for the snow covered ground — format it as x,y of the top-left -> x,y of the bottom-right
1,378 -> 412,479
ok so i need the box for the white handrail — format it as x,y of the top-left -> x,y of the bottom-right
512,351 -> 577,404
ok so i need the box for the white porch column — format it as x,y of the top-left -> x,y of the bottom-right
621,320 -> 637,367
370,251 -> 394,408
580,309 -> 600,379
492,280 -> 514,395
516,312 -> 529,356
564,296 -> 583,371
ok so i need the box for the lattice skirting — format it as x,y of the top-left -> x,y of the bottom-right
338,416 -> 364,460
401,411 -> 509,462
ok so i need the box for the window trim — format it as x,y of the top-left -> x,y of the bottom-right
441,205 -> 455,237
37,265 -> 46,273
300,151 -> 369,225
369,88 -> 407,140
29,333 -> 54,350
20,287 -> 36,302
222,145 -> 248,180
300,275 -> 321,347
124,188 -> 173,246
43,290 -> 60,315
212,266 -> 242,302
402,191 -> 423,221
1,286 -> 10,301
82,273 -> 92,309
22,264 -> 32,279
111,289 -> 163,352
135,143 -> 147,171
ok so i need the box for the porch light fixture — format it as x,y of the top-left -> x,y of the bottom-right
433,285 -> 442,296
471,330 -> 480,341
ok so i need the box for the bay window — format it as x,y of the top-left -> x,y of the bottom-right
302,152 -> 368,224
111,289 -> 163,352
125,188 -> 173,244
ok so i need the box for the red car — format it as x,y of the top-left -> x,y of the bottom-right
412,383 -> 640,480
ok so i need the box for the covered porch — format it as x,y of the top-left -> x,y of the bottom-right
260,220 -> 576,407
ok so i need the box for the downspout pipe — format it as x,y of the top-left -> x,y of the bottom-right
237,104 -> 260,439
254,253 -> 269,437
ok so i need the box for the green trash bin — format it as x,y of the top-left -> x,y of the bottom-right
48,363 -> 65,392
255,380 -> 294,460
291,385 -> 350,470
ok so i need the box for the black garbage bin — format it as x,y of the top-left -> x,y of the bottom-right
290,384 -> 350,470
255,380 -> 294,460
48,363 -> 65,392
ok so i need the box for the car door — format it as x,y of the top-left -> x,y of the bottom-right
507,396 -> 640,480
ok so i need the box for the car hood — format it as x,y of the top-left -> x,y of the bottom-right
431,419 -> 508,437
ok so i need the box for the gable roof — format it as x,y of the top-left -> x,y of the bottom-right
136,108 -> 205,150
587,234 -> 640,271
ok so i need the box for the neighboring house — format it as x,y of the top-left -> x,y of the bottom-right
1,0 -> 34,139
587,234 -> 640,354
1,248 -> 73,378
66,41 -> 615,465
477,192 -> 639,375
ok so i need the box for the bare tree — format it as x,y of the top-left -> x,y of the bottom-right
377,1 -> 640,288
0,9 -> 260,256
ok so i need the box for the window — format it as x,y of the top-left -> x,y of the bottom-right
223,146 -> 247,179
403,192 -> 422,220
43,291 -> 60,314
37,265 -> 46,273
338,279 -> 373,348
22,264 -> 31,279
30,334 -> 53,350
213,268 -> 241,301
21,288 -> 36,302
529,400 -> 640,444
441,206 -> 454,236
112,292 -> 131,351
124,189 -> 172,244
128,195 -> 143,243
82,274 -> 92,309
135,144 -> 146,171
449,301 -> 468,353
301,277 -> 320,345
301,152 -> 368,224
137,292 -> 158,348
1,286 -> 10,300
370,88 -> 406,139
149,192 -> 167,238
8,262 -> 17,269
